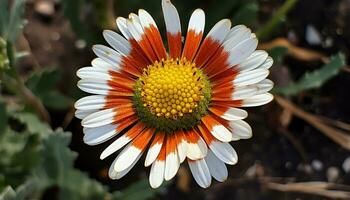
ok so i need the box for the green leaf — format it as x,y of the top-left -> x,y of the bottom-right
33,129 -> 110,200
274,53 -> 346,95
2,0 -> 25,43
0,181 -> 36,200
0,0 -> 9,36
9,112 -> 51,135
0,101 -> 7,137
267,46 -> 288,65
232,2 -> 259,26
25,68 -> 71,109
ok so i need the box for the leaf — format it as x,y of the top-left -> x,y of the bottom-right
25,68 -> 71,109
9,112 -> 51,135
1,0 -> 25,43
267,46 -> 288,65
274,53 -> 346,95
114,178 -> 169,200
33,129 -> 110,200
0,181 -> 36,200
232,2 -> 259,26
0,0 -> 9,36
0,101 -> 7,137
26,68 -> 61,94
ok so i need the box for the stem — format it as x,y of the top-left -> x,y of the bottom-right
257,0 -> 298,40
1,42 -> 51,123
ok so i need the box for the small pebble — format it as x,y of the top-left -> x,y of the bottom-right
306,24 -> 322,45
327,166 -> 340,182
342,157 -> 350,173
311,159 -> 323,171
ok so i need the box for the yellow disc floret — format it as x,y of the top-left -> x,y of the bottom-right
139,58 -> 205,119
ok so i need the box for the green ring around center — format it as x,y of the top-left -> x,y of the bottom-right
132,69 -> 211,134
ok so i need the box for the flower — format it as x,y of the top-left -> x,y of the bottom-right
75,0 -> 273,188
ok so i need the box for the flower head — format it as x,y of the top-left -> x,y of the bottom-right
75,0 -> 273,188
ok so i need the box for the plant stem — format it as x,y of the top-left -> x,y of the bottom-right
257,0 -> 298,40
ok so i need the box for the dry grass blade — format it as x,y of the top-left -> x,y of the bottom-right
259,38 -> 327,62
266,181 -> 350,199
275,96 -> 350,150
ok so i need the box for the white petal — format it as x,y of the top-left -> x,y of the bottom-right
258,56 -> 273,70
109,154 -> 141,179
75,95 -> 106,111
164,151 -> 179,180
233,69 -> 269,86
176,136 -> 188,163
187,9 -> 205,34
205,150 -> 228,182
145,141 -> 163,167
149,159 -> 165,188
162,0 -> 181,34
75,109 -> 97,119
100,134 -> 134,160
126,17 -> 144,41
205,19 -> 231,43
92,45 -> 122,67
256,79 -> 274,95
220,107 -> 248,121
138,9 -> 158,29
103,30 -> 131,55
237,50 -> 268,72
82,108 -> 116,128
83,124 -> 118,145
77,79 -> 111,95
231,85 -> 258,100
228,120 -> 252,139
224,26 -> 251,49
227,36 -> 258,67
116,17 -> 132,39
188,159 -> 211,188
211,125 -> 233,142
241,93 -> 274,107
113,143 -> 143,172
77,67 -> 111,80
224,25 -> 248,42
187,136 -> 207,160
209,141 -> 238,165
91,58 -> 113,70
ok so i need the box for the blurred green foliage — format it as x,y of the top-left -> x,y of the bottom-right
274,53 -> 346,95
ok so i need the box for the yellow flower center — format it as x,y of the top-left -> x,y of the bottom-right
140,59 -> 205,119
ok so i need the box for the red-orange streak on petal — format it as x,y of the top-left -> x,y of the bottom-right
211,68 -> 238,85
132,127 -> 155,150
137,34 -> 158,63
203,47 -> 230,78
124,122 -> 146,138
211,100 -> 243,108
120,58 -> 142,77
129,39 -> 151,67
144,25 -> 167,60
208,106 -> 231,119
103,98 -> 132,109
167,32 -> 182,59
149,132 -> 165,148
201,115 -> 221,132
165,134 -> 177,156
114,107 -> 135,122
107,91 -> 134,97
157,140 -> 167,161
182,30 -> 203,62
115,115 -> 138,132
194,37 -> 221,68
197,124 -> 215,145
185,129 -> 200,144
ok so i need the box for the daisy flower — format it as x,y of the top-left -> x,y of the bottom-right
75,0 -> 273,188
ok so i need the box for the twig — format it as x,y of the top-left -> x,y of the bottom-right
275,96 -> 350,150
